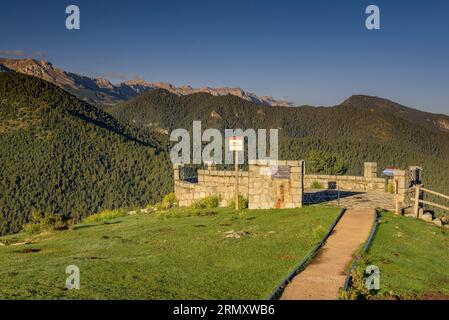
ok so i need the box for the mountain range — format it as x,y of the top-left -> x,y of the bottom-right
1,57 -> 448,134
0,58 -> 293,107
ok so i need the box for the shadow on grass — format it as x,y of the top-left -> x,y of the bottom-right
73,220 -> 123,231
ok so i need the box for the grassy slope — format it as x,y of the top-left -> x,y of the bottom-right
0,206 -> 339,300
351,211 -> 449,299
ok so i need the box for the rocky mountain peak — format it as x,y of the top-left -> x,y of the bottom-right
94,77 -> 114,89
0,57 -> 294,107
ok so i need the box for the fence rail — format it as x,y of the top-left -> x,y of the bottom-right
419,200 -> 449,212
421,187 -> 449,201
412,185 -> 449,217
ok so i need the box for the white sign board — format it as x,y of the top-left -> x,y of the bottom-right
229,136 -> 243,151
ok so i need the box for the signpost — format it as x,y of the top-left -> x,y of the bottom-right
229,136 -> 243,210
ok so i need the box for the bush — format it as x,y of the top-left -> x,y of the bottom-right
311,181 -> 325,189
161,192 -> 178,210
22,210 -> 69,235
23,222 -> 42,235
41,213 -> 68,230
83,208 -> 128,224
191,195 -> 221,209
229,194 -> 249,210
307,150 -> 348,175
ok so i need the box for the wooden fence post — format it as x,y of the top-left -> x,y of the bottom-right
394,178 -> 400,215
413,184 -> 421,219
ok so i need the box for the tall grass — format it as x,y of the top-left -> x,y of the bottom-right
83,208 -> 128,224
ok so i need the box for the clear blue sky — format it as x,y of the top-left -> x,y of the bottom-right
1,0 -> 448,114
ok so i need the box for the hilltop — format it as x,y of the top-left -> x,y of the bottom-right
342,95 -> 449,134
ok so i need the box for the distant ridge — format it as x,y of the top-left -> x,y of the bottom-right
0,58 -> 293,107
342,95 -> 449,134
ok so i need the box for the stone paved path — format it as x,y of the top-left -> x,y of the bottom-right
304,189 -> 394,211
280,209 -> 375,300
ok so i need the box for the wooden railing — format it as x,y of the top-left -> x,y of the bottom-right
412,185 -> 449,217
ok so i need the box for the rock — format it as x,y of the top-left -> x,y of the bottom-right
11,242 -> 26,246
225,230 -> 251,239
432,219 -> 443,227
441,216 -> 449,224
422,213 -> 434,222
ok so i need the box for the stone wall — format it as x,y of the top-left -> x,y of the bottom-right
304,162 -> 387,191
174,166 -> 249,207
393,167 -> 420,212
248,160 -> 304,209
174,160 -> 304,209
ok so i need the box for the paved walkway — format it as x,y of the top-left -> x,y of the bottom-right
280,209 -> 375,300
304,189 -> 395,211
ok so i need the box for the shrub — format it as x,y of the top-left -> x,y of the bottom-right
307,150 -> 348,175
161,192 -> 178,210
22,210 -> 69,235
83,208 -> 128,224
23,222 -> 41,235
229,194 -> 249,210
311,181 -> 325,189
191,195 -> 221,209
41,213 -> 68,231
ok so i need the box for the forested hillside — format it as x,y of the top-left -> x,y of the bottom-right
1,71 -> 448,235
107,90 -> 449,198
0,72 -> 172,235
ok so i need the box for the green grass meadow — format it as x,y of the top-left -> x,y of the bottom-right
0,206 -> 339,300
349,211 -> 449,299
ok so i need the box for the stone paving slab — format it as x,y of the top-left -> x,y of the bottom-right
304,189 -> 395,211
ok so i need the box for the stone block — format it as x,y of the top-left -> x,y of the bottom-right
432,219 -> 443,227
290,181 -> 300,188
249,165 -> 258,172
287,160 -> 299,167
421,212 -> 434,222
